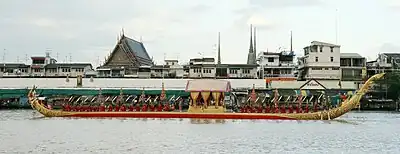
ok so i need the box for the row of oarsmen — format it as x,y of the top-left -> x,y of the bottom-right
239,103 -> 325,113
61,103 -> 180,112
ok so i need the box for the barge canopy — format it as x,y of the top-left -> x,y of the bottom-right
185,79 -> 231,92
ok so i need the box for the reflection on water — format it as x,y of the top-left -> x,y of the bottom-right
0,110 -> 400,154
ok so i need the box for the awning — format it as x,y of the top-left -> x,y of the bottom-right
185,79 -> 231,92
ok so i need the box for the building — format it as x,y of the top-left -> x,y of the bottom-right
340,53 -> 366,81
0,63 -> 30,77
297,41 -> 341,80
44,63 -> 93,77
366,53 -> 400,78
188,58 -> 217,78
150,60 -> 184,78
30,52 -> 57,76
257,51 -> 296,79
97,32 -> 154,77
186,58 -> 258,79
0,52 -> 92,77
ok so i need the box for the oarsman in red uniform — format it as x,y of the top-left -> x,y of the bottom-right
64,103 -> 71,111
288,105 -> 294,113
135,103 -> 141,112
157,103 -> 163,112
313,102 -> 319,112
265,105 -> 271,113
76,106 -> 82,112
280,104 -> 286,113
70,105 -> 76,112
296,104 -> 301,113
142,103 -> 148,112
99,103 -> 105,112
88,105 -> 93,112
170,103 -> 175,111
163,103 -> 170,112
107,105 -> 113,112
257,105 -> 263,113
304,104 -> 309,113
274,105 -> 279,113
115,104 -> 120,112
129,104 -> 134,112
150,104 -> 155,112
120,104 -> 126,112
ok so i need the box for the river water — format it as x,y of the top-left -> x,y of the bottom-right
0,110 -> 399,154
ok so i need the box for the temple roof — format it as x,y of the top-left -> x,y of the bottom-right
123,36 -> 152,64
101,34 -> 153,68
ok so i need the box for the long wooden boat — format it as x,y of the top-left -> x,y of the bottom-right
27,73 -> 385,120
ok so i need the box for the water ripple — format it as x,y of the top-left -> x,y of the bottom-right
0,110 -> 399,154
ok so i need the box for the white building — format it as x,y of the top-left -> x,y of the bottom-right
257,51 -> 296,79
297,41 -> 341,80
150,60 -> 184,78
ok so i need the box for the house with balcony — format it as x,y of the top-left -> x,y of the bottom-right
257,51 -> 296,79
340,53 -> 366,81
297,41 -> 341,80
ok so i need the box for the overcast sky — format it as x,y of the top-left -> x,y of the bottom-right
1,0 -> 400,66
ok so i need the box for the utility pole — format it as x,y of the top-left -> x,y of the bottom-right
69,53 -> 72,63
335,8 -> 339,44
2,49 -> 6,63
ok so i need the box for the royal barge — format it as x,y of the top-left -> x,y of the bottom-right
27,73 -> 385,120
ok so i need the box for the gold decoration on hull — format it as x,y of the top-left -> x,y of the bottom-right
28,73 -> 385,120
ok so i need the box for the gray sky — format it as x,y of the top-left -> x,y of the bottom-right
1,0 -> 400,67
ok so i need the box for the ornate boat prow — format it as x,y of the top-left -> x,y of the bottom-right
27,73 -> 385,120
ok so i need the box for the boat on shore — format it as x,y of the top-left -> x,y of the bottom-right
27,73 -> 385,120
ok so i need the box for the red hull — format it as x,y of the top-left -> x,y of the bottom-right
63,112 -> 296,120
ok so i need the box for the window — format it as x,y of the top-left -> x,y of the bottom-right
243,69 -> 250,74
62,68 -> 71,72
332,68 -> 339,70
312,68 -> 322,70
229,69 -> 238,74
315,57 -> 319,62
34,68 -> 41,72
75,68 -> 84,72
330,57 -> 334,62
267,58 -> 274,62
330,47 -> 334,52
320,46 -> 323,52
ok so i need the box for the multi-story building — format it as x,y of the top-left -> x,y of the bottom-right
366,53 -> 400,78
340,53 -> 366,81
30,52 -> 57,76
297,41 -> 341,80
257,51 -> 296,79
185,58 -> 257,79
150,60 -> 184,78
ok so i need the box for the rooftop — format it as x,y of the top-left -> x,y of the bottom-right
340,53 -> 364,58
45,63 -> 93,69
310,41 -> 340,47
